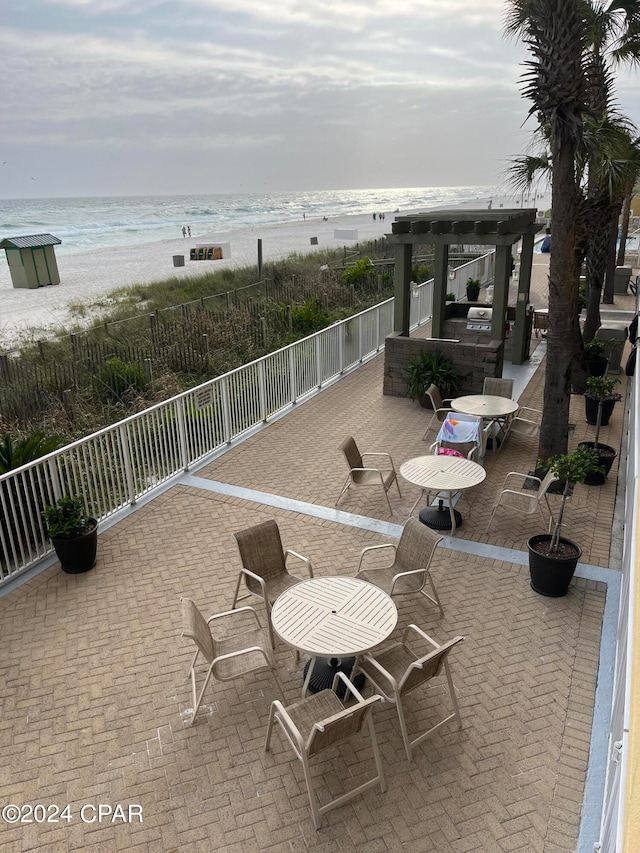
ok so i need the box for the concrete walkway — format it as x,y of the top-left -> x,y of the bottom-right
0,275 -> 634,852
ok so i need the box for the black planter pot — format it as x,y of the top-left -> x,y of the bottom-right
528,534 -> 582,597
577,441 -> 618,485
587,355 -> 608,377
466,285 -> 480,301
51,518 -> 98,574
585,396 -> 616,426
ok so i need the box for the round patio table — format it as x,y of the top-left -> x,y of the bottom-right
400,454 -> 486,534
451,394 -> 519,452
271,576 -> 397,697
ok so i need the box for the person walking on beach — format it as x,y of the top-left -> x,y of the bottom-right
187,225 -> 191,238
182,226 -> 186,238
373,212 -> 377,221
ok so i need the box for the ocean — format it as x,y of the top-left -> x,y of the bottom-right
0,186 -> 499,256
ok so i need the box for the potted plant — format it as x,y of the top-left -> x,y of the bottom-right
583,375 -> 622,426
577,375 -> 621,485
466,277 -> 481,302
405,350 -> 460,408
43,495 -> 98,574
528,447 -> 604,596
446,292 -> 456,302
584,338 -> 608,376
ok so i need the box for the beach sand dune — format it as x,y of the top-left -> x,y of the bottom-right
0,195 -> 549,349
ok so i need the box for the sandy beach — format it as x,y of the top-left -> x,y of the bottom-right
0,193 -> 551,350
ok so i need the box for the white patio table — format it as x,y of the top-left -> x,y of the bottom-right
451,394 -> 519,453
271,576 -> 397,697
400,454 -> 486,534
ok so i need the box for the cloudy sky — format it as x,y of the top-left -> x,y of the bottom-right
1,0 -> 639,199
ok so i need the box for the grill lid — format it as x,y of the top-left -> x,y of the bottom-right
467,306 -> 492,331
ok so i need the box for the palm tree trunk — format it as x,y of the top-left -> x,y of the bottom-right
617,185 -> 633,266
540,137 -> 579,458
603,210 -> 620,304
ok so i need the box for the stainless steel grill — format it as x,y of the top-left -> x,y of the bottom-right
466,307 -> 492,332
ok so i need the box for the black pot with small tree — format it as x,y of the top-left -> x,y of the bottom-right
584,338 -> 608,377
465,277 -> 481,302
528,447 -> 604,597
578,375 -> 621,485
405,349 -> 460,409
43,495 -> 98,574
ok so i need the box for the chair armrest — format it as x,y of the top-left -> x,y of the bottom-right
403,623 -> 440,650
356,543 -> 396,573
360,652 -> 398,694
501,470 -> 540,489
270,700 -> 305,751
236,567 -> 269,603
516,406 -> 542,419
389,569 -> 426,596
331,671 -> 366,703
362,451 -> 396,470
207,605 -> 262,627
284,549 -> 313,577
213,644 -> 272,670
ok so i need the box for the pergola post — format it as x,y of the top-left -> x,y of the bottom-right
491,245 -> 512,341
431,244 -> 449,339
512,233 -> 535,364
393,243 -> 413,336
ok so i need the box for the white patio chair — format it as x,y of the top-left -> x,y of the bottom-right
336,436 -> 401,514
356,516 -> 444,615
484,469 -> 559,534
264,672 -> 386,828
354,626 -> 465,761
232,519 -> 313,648
422,384 -> 454,440
180,597 -> 283,726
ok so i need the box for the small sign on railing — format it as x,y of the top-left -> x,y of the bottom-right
194,386 -> 214,410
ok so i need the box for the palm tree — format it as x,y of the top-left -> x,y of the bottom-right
0,432 -> 62,475
581,0 -> 640,313
505,0 -> 589,457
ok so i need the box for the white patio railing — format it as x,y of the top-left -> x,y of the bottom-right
0,252 -> 493,585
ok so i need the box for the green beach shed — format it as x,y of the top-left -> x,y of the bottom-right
0,233 -> 62,289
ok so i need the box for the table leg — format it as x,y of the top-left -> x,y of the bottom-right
301,656 -> 316,698
447,490 -> 457,534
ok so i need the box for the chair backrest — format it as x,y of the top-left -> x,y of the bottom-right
339,436 -> 363,471
233,519 -> 287,582
538,470 -> 560,499
483,377 -> 514,399
437,413 -> 482,447
399,636 -> 464,696
425,383 -> 443,410
306,697 -> 378,757
394,517 -> 442,573
181,597 -> 215,663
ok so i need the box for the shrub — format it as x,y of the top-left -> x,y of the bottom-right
342,258 -> 374,287
96,358 -> 147,403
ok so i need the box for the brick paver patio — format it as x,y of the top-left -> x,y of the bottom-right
0,258 -> 632,851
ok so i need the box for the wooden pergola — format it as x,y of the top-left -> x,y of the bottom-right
389,208 -> 542,364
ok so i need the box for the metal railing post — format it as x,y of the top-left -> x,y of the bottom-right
118,424 -> 137,506
258,360 -> 267,422
175,400 -> 190,471
316,336 -> 323,387
289,347 -> 297,403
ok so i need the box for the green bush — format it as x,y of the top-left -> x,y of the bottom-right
96,358 -> 147,402
289,297 -> 330,336
342,258 -> 374,287
412,264 -> 433,283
